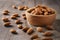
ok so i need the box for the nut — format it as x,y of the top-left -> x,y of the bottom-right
3,10 -> 9,13
31,10 -> 35,14
3,12 -> 9,15
15,20 -> 20,24
17,24 -> 23,29
22,26 -> 29,32
31,34 -> 39,39
4,22 -> 11,26
42,37 -> 53,40
13,13 -> 19,17
29,5 -> 55,15
18,6 -> 24,10
27,27 -> 33,34
24,6 -> 29,10
22,16 -> 26,20
10,29 -> 16,33
2,17 -> 9,22
44,12 -> 48,15
36,27 -> 43,32
12,5 -> 17,9
43,31 -> 53,36
11,16 -> 17,19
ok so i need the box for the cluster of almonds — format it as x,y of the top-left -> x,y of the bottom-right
12,5 -> 29,10
2,5 -> 54,40
2,9 -> 27,26
29,5 -> 55,15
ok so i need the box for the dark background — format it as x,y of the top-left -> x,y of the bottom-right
0,0 -> 60,40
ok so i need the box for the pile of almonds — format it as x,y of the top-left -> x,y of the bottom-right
2,4 -> 55,40
28,5 -> 55,15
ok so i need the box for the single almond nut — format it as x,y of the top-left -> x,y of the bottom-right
3,10 -> 9,13
2,17 -> 9,22
31,34 -> 39,39
44,12 -> 48,15
42,37 -> 53,40
4,22 -> 11,26
3,12 -> 9,15
43,31 -> 53,36
24,6 -> 29,10
36,27 -> 43,32
31,10 -> 36,14
17,24 -> 23,29
11,16 -> 17,19
13,13 -> 19,17
27,27 -> 33,34
22,26 -> 29,32
18,6 -> 24,10
10,29 -> 16,33
12,5 -> 17,9
15,20 -> 20,24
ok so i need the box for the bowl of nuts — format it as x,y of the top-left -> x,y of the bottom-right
25,5 -> 56,26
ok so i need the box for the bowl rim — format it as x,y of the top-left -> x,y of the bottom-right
26,7 -> 56,17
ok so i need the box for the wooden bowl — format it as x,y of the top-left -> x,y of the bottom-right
25,8 -> 56,26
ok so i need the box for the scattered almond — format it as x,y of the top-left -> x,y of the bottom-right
15,20 -> 20,24
24,6 -> 29,10
18,6 -> 24,10
11,16 -> 17,19
36,27 -> 43,32
22,26 -> 29,32
42,37 -> 53,40
10,29 -> 17,33
4,22 -> 11,26
43,31 -> 53,36
13,13 -> 19,17
31,34 -> 39,39
2,17 -> 9,22
17,24 -> 23,29
27,27 -> 33,34
12,5 -> 17,9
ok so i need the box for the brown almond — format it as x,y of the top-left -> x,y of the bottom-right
31,34 -> 39,39
10,29 -> 16,33
33,38 -> 40,40
43,31 -> 53,36
44,12 -> 48,15
17,24 -> 23,29
12,5 -> 17,9
15,20 -> 20,24
3,12 -> 9,15
24,6 -> 29,10
18,6 -> 24,10
22,26 -> 29,32
36,27 -> 43,32
2,17 -> 9,22
13,13 -> 19,17
11,16 -> 17,19
4,22 -> 11,26
3,10 -> 9,13
27,27 -> 33,34
42,37 -> 53,40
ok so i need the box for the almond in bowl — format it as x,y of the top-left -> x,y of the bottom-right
25,5 -> 56,26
